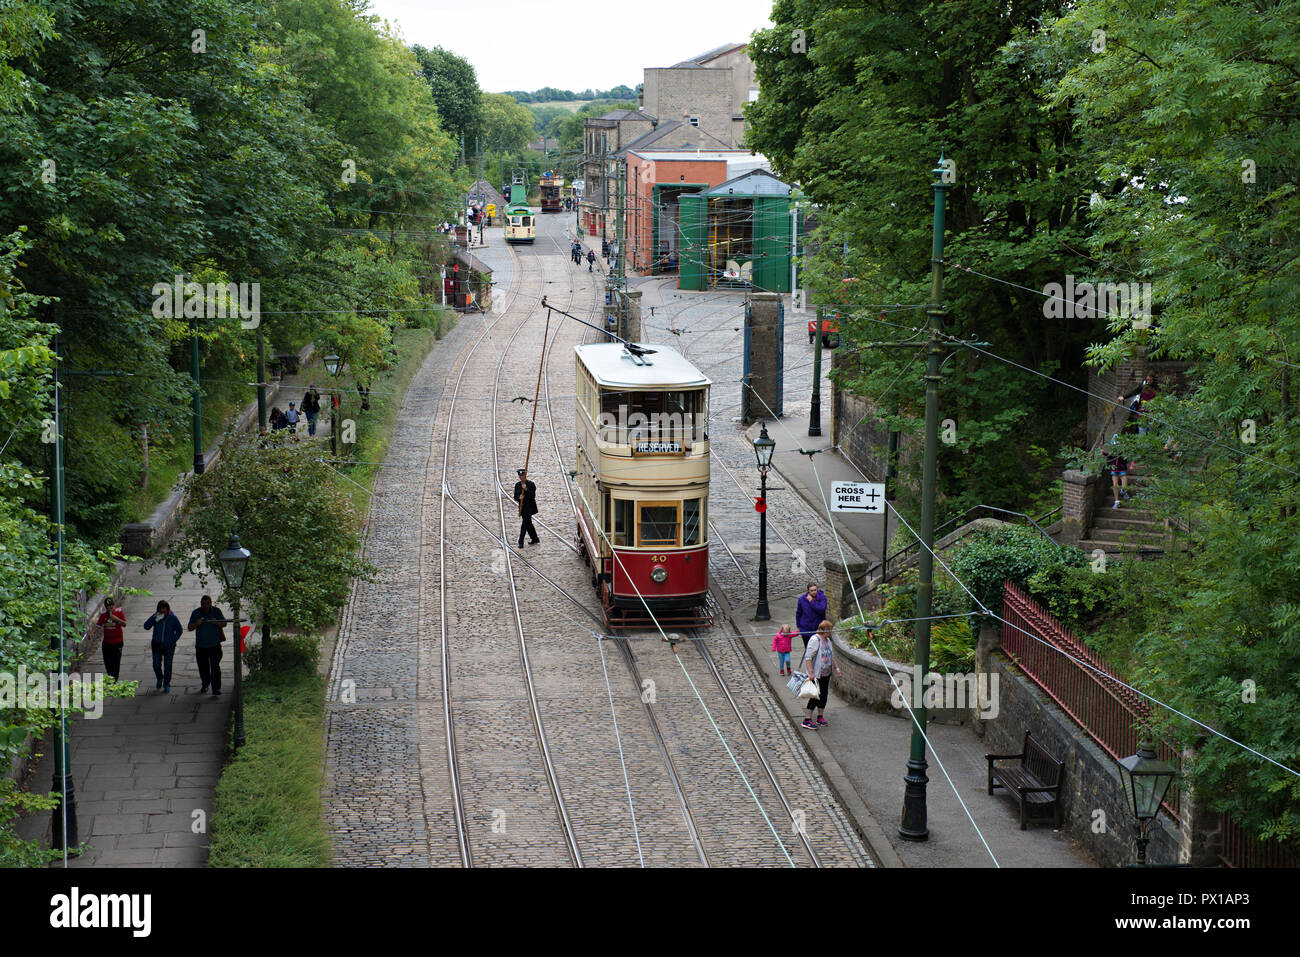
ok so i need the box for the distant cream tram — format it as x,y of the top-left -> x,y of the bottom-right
572,343 -> 712,628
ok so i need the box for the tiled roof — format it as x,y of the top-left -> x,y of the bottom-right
703,168 -> 791,197
671,42 -> 746,67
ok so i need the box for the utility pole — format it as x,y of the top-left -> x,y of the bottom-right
256,327 -> 267,432
49,340 -> 76,858
191,316 -> 204,474
809,305 -> 823,436
616,157 -> 626,339
859,154 -> 984,843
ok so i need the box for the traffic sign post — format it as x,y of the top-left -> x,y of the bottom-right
830,480 -> 886,513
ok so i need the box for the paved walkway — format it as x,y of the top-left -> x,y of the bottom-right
738,385 -> 1094,867
20,373 -> 325,867
20,561 -> 232,866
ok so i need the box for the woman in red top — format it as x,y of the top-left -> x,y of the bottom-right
96,596 -> 127,680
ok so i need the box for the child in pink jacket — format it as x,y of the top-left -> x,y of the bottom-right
772,625 -> 797,676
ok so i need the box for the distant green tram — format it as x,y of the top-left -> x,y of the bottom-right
504,177 -> 535,244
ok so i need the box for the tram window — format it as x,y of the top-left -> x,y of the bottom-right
683,498 -> 703,546
638,503 -> 679,548
613,498 -> 635,546
523,216 -> 532,227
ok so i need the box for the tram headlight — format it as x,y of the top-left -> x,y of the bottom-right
651,565 -> 668,583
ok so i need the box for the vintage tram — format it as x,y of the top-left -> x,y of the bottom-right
504,173 -> 535,244
539,171 -> 563,213
572,342 -> 712,629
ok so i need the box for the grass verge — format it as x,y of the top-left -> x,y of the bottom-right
209,636 -> 329,867
207,315 -> 452,866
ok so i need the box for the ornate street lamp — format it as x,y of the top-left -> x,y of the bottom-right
1118,738 -> 1177,866
218,531 -> 251,751
753,423 -> 775,621
324,353 -> 344,455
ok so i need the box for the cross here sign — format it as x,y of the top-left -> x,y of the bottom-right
830,481 -> 886,513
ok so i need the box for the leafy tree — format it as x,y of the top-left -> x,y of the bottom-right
480,92 -> 536,153
161,432 -> 373,643
747,0 -> 1104,522
411,44 -> 482,149
1047,0 -> 1300,847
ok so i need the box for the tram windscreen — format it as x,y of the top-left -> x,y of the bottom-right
683,498 -> 703,545
638,504 -> 679,547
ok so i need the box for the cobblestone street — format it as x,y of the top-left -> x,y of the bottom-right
323,213 -> 872,866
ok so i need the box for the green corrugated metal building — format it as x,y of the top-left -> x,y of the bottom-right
678,169 -> 793,292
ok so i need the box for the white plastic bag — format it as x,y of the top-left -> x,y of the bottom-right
798,678 -> 820,700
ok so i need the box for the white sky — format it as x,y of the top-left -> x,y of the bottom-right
363,0 -> 775,93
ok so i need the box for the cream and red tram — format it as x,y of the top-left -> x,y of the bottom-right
573,343 -> 711,628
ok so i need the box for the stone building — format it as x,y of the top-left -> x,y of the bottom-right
580,42 -> 759,245
580,109 -> 655,242
639,42 -> 757,148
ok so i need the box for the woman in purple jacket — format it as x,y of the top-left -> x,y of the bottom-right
796,583 -> 827,649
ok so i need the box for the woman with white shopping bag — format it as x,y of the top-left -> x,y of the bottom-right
800,621 -> 841,730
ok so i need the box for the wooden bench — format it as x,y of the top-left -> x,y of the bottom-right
986,731 -> 1065,830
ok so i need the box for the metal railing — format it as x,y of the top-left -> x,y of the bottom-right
1000,580 -> 1182,822
1219,812 -> 1300,868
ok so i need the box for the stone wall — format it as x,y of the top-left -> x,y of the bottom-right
983,650 -> 1185,865
829,624 -> 976,727
121,342 -> 314,557
829,349 -> 920,488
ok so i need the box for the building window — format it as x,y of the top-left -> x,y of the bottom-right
749,89 -> 759,102
689,116 -> 699,127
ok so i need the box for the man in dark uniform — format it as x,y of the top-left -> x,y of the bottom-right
514,468 -> 540,547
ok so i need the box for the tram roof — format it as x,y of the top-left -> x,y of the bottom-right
575,343 -> 711,389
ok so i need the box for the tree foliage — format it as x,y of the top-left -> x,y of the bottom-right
162,432 -> 373,637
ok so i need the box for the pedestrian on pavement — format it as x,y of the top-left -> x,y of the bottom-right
772,624 -> 797,676
587,249 -> 596,271
143,600 -> 183,693
96,596 -> 127,681
269,406 -> 285,431
285,401 -> 300,433
514,468 -> 540,547
303,388 -> 321,436
796,582 -> 827,649
1107,429 -> 1130,509
187,595 -> 228,697
800,620 -> 842,730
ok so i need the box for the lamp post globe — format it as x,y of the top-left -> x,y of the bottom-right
218,532 -> 251,589
1118,739 -> 1176,866
324,353 -> 342,377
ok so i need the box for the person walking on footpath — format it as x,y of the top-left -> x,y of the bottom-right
587,249 -> 596,272
188,595 -> 228,697
143,600 -> 183,693
772,624 -> 797,677
514,468 -> 540,547
284,401 -> 300,434
1107,429 -> 1131,509
800,620 -> 842,730
303,388 -> 321,436
96,597 -> 126,681
796,582 -> 827,649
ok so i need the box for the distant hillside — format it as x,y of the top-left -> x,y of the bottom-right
501,84 -> 639,103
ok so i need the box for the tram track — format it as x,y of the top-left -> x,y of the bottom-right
420,217 -> 868,867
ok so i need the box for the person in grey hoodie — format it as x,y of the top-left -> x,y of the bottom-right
143,600 -> 184,693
